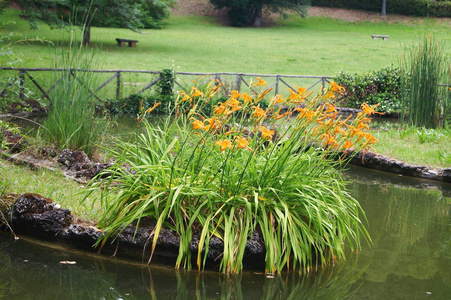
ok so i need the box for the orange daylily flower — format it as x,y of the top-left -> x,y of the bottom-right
288,89 -> 313,103
256,77 -> 266,86
228,98 -> 241,107
326,104 -> 336,113
214,103 -> 226,115
361,103 -> 381,116
191,87 -> 204,98
357,122 -> 370,130
225,105 -> 242,116
343,140 -> 354,149
241,92 -> 253,104
275,111 -> 292,120
324,90 -> 336,99
257,87 -> 273,101
230,90 -> 241,99
252,105 -> 267,119
192,119 -> 205,130
288,89 -> 301,101
296,86 -> 308,94
146,102 -> 161,113
235,136 -> 251,150
334,126 -> 345,135
204,117 -> 220,131
321,133 -> 338,148
178,91 -> 190,102
329,81 -> 345,93
211,83 -> 223,91
295,108 -> 315,120
259,126 -> 275,140
271,94 -> 284,105
215,139 -> 233,151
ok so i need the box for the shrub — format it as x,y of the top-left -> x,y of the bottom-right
334,66 -> 402,114
429,1 -> 451,17
311,0 -> 451,17
400,34 -> 450,128
107,69 -> 175,115
86,79 -> 377,274
107,94 -> 152,115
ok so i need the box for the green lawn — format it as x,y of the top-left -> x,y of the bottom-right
2,8 -> 451,170
1,8 -> 450,76
0,159 -> 101,221
370,125 -> 451,169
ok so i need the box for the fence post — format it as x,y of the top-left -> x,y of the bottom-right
116,71 -> 121,99
19,69 -> 25,100
235,74 -> 242,92
275,75 -> 280,95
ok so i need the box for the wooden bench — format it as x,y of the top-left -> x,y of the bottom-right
371,35 -> 389,40
116,38 -> 139,47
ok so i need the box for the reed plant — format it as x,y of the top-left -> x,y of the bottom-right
87,79 -> 378,274
400,34 -> 450,128
43,27 -> 106,157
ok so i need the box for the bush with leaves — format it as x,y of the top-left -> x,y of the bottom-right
312,0 -> 450,17
334,66 -> 402,114
107,69 -> 175,115
210,0 -> 310,27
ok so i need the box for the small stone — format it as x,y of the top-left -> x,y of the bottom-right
59,261 -> 76,265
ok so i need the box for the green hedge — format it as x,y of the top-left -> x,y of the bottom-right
311,0 -> 451,17
334,66 -> 402,114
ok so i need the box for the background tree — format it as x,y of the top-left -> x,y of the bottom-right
0,0 -> 8,14
210,0 -> 311,27
16,0 -> 175,45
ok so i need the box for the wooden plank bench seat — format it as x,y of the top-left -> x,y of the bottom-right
371,35 -> 389,40
116,38 -> 139,47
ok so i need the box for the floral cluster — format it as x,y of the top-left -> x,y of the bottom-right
176,77 -> 379,155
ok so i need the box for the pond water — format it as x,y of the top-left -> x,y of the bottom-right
1,166 -> 450,299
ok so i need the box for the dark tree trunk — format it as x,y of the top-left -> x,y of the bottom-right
82,10 -> 92,46
83,25 -> 91,46
252,6 -> 263,27
382,0 -> 387,17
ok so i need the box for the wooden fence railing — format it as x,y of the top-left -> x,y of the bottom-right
0,67 -> 333,103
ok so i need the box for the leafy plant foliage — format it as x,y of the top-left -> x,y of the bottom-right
334,66 -> 402,114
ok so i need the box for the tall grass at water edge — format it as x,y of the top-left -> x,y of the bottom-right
400,34 -> 451,129
43,28 -> 107,157
86,80 -> 379,274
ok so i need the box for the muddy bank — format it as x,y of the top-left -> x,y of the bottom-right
347,151 -> 451,183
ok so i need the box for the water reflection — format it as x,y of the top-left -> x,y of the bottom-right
346,168 -> 451,299
0,234 -> 366,299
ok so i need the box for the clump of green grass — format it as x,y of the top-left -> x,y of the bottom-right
86,80 -> 376,274
43,27 -> 108,157
400,34 -> 450,128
